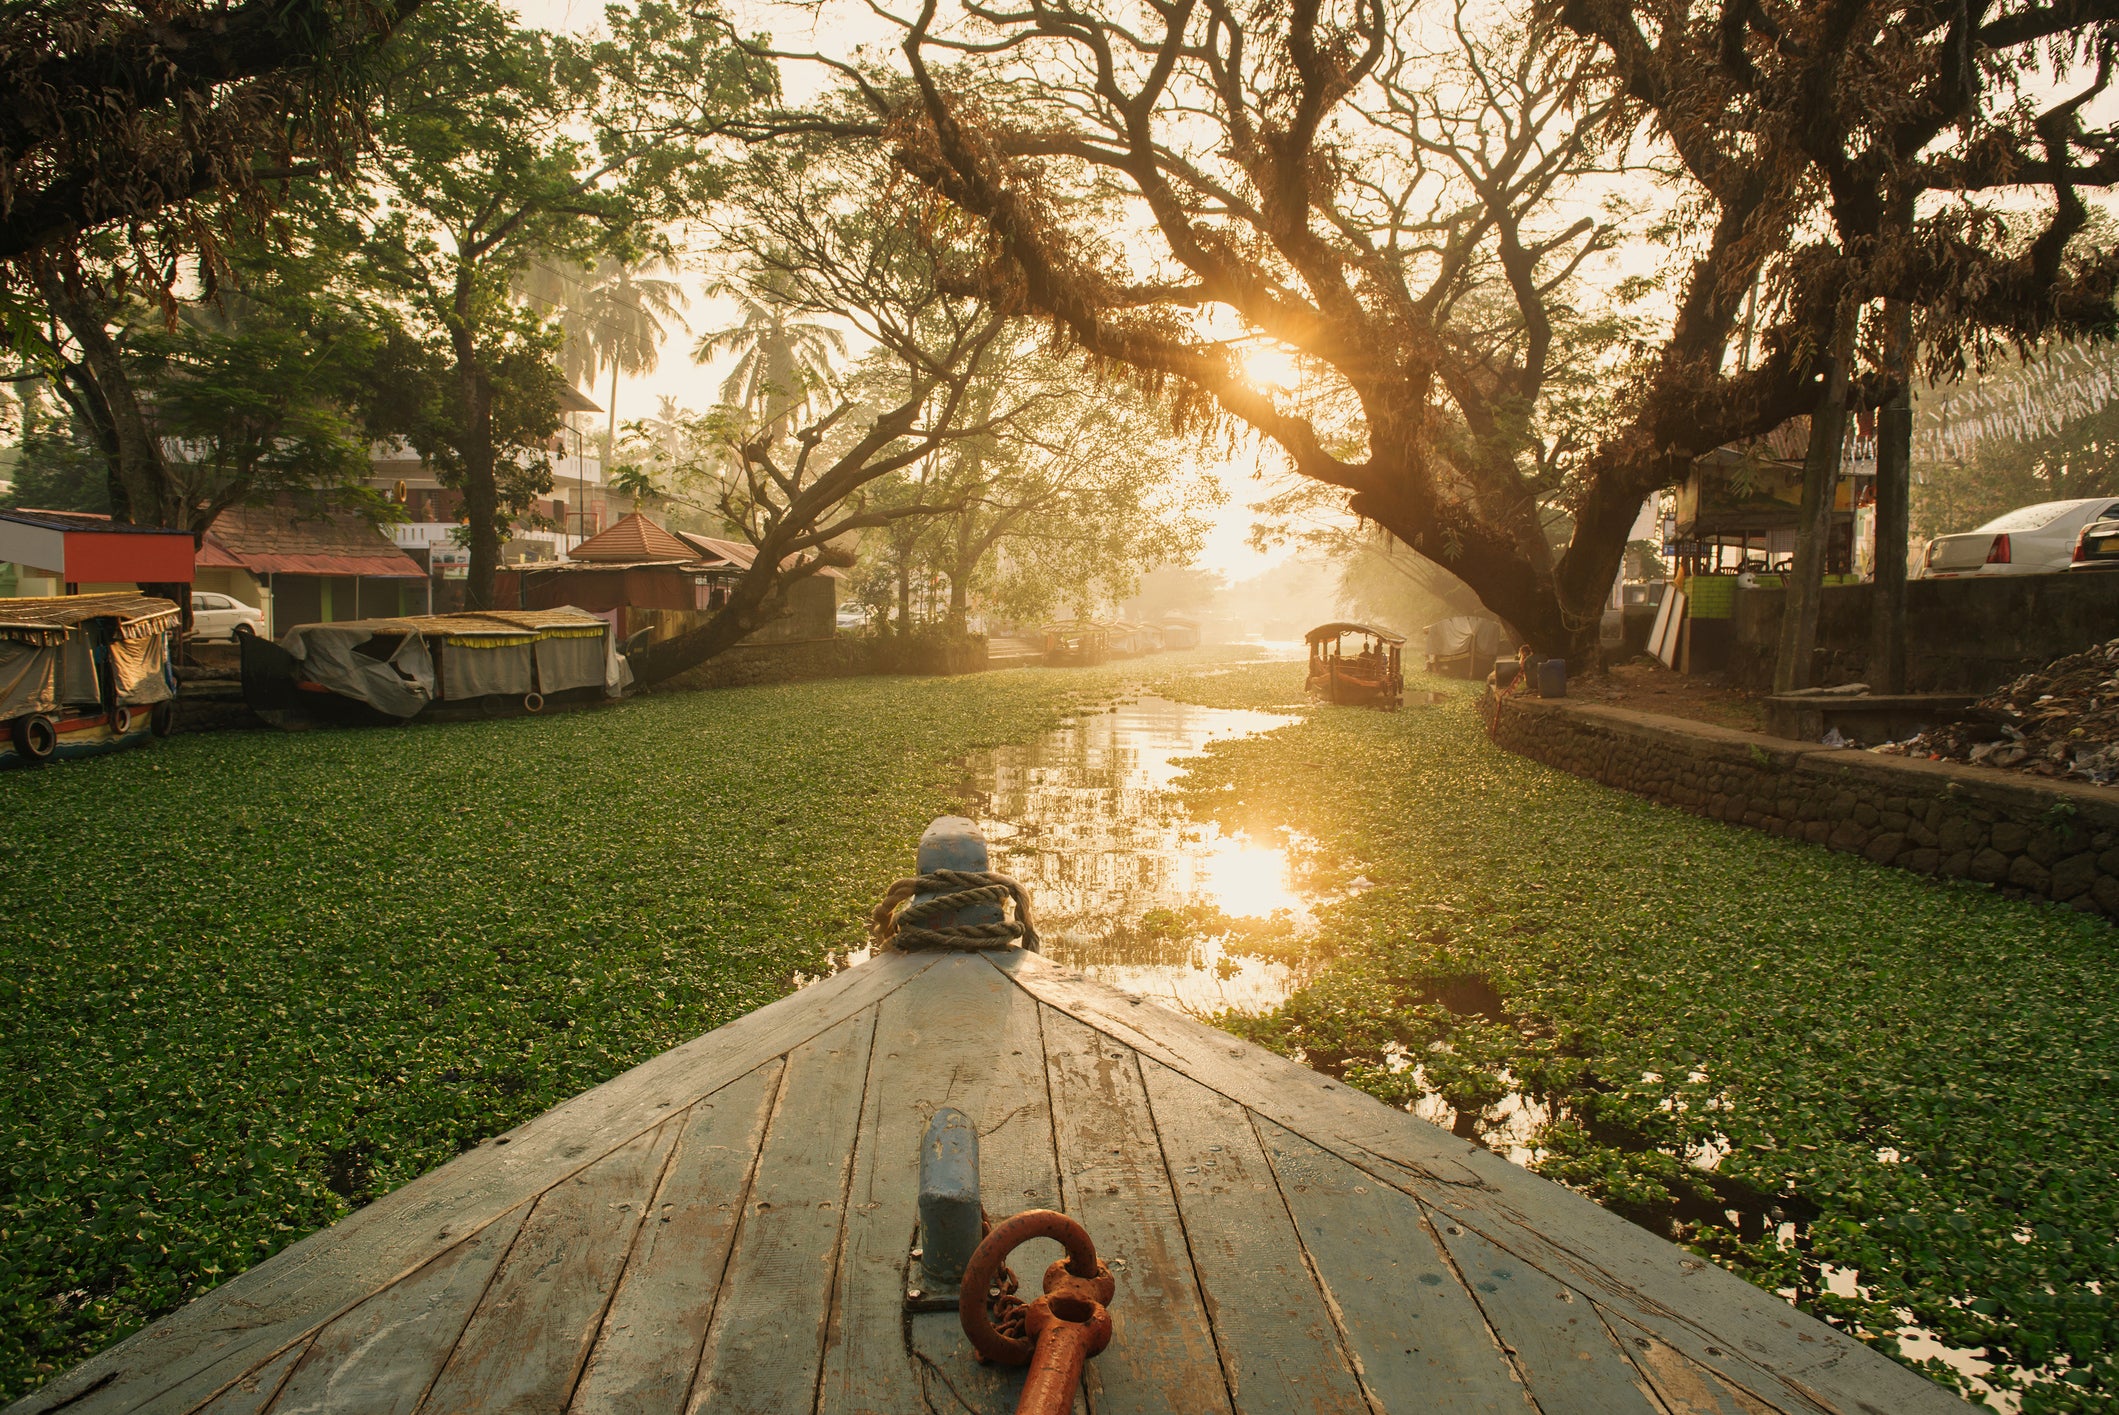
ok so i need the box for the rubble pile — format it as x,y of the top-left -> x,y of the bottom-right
1879,638 -> 2119,785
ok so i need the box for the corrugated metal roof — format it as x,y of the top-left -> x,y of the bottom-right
234,552 -> 426,579
676,530 -> 847,579
0,509 -> 193,537
202,504 -> 428,579
518,559 -> 729,574
194,539 -> 247,569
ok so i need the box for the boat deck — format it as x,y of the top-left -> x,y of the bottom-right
14,949 -> 1966,1415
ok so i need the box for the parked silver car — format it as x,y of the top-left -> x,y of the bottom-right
2071,517 -> 2119,570
1919,496 -> 2119,578
186,591 -> 266,640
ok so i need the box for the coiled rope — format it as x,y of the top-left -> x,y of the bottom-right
868,869 -> 1039,952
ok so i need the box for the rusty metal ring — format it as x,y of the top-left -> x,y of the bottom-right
958,1210 -> 1105,1365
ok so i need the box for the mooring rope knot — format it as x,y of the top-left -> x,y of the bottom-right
869,869 -> 1039,952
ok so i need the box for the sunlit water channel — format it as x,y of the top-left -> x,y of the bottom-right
962,694 -> 1317,1015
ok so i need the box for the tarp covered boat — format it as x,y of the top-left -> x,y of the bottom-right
0,593 -> 179,766
1424,613 -> 1505,679
240,607 -> 631,727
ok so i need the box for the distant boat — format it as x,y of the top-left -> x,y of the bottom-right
1041,619 -> 1109,666
16,819 -> 1969,1415
1305,621 -> 1406,707
239,607 -> 630,727
0,594 -> 179,767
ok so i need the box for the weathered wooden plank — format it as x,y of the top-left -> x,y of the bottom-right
1410,1192 -> 1846,1414
263,1205 -> 530,1415
996,955 -> 1966,1415
1426,1214 -> 1667,1414
1605,1318 -> 1787,1415
1040,1006 -> 1233,1414
996,954 -> 1487,1188
568,1062 -> 782,1415
12,952 -> 940,1415
188,1343 -> 307,1415
1257,1117 -> 1531,1413
686,1006 -> 878,1414
900,1312 -> 1089,1415
817,952 -> 1061,1415
420,1122 -> 678,1414
1136,1059 -> 1369,1413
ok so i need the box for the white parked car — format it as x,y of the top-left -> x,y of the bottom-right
1919,496 -> 2119,578
187,591 -> 266,640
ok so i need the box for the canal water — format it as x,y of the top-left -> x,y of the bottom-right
961,694 -> 1320,1016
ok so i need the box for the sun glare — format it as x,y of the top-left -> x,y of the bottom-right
1240,344 -> 1300,391
1199,833 -> 1301,919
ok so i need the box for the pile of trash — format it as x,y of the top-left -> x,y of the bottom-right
1876,637 -> 2119,785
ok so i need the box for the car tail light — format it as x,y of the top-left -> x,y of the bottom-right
2077,535 -> 2091,562
1986,534 -> 2012,565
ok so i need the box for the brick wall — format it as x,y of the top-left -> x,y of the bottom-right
1486,692 -> 2119,918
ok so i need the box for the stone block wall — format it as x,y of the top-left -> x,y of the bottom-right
1728,572 -> 2119,692
1486,693 -> 2119,919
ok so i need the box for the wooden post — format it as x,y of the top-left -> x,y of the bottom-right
915,816 -> 1003,930
1773,313 -> 1857,695
1869,301 -> 1912,694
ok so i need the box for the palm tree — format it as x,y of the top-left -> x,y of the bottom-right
692,268 -> 846,439
636,394 -> 691,467
519,257 -> 689,457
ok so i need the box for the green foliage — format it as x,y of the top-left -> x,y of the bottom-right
131,241 -> 395,520
1163,666 -> 2119,1409
0,666 -> 1137,1401
0,393 -> 107,514
334,0 -> 768,596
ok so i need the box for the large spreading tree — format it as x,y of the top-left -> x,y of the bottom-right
618,134 -> 1059,685
735,0 -> 2119,660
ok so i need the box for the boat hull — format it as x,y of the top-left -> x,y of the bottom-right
0,708 -> 159,768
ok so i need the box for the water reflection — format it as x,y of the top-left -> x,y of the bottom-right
963,695 -> 1314,1015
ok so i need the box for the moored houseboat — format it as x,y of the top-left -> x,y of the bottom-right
0,594 -> 180,767
239,607 -> 630,727
1306,620 -> 1406,708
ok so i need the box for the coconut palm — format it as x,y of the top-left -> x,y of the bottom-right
519,256 -> 688,456
692,268 -> 846,438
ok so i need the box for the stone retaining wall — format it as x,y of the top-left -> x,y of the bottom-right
1486,692 -> 2119,918
1727,572 -> 2119,692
